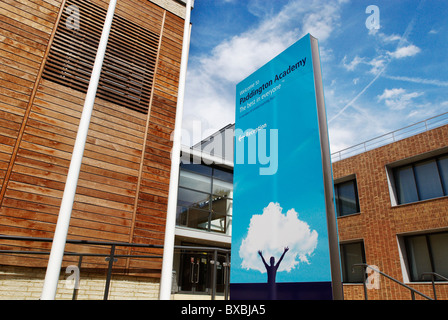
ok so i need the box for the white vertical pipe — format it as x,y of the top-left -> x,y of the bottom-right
40,0 -> 117,300
159,0 -> 192,300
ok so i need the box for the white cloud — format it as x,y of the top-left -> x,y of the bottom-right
329,101 -> 391,152
333,27 -> 422,125
368,57 -> 387,75
183,0 -> 345,145
377,88 -> 423,110
342,55 -> 364,71
378,88 -> 406,100
239,202 -> 318,273
342,55 -> 386,75
329,125 -> 356,153
381,33 -> 402,42
388,44 -> 421,59
341,31 -> 420,76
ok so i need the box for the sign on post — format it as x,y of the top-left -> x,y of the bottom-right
231,34 -> 342,300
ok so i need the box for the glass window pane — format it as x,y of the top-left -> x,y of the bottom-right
180,163 -> 212,176
179,170 -> 211,193
336,180 -> 359,216
212,197 -> 232,215
177,187 -> 210,210
209,211 -> 227,233
414,160 -> 443,200
394,166 -> 419,204
184,208 -> 211,231
213,167 -> 233,183
212,179 -> 233,198
405,235 -> 432,281
429,233 -> 448,279
341,242 -> 365,283
437,156 -> 448,195
176,205 -> 188,226
334,184 -> 339,211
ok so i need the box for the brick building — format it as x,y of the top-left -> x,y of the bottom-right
333,122 -> 448,300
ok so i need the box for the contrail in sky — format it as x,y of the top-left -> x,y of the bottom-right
329,2 -> 423,123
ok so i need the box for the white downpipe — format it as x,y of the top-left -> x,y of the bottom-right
40,0 -> 117,300
159,0 -> 192,300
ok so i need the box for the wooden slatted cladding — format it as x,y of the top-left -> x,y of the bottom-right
0,0 -> 60,199
43,0 -> 159,114
0,0 -> 185,277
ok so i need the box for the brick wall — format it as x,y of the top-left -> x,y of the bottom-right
333,124 -> 448,300
0,265 -> 160,300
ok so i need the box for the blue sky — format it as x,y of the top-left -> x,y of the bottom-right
182,0 -> 448,152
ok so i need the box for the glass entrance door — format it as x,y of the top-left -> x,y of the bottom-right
178,247 -> 230,296
180,253 -> 209,293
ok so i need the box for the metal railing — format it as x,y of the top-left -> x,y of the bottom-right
0,234 -> 164,300
331,112 -> 448,162
352,264 -> 435,300
0,234 -> 230,300
421,272 -> 448,300
176,208 -> 232,235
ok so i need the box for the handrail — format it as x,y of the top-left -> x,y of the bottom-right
352,264 -> 434,300
421,272 -> 448,300
0,234 -> 231,300
332,111 -> 448,162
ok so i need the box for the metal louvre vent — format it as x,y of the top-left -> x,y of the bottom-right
43,0 -> 159,114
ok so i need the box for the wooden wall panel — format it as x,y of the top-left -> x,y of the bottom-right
127,11 -> 184,271
0,0 -> 62,193
0,0 -> 185,277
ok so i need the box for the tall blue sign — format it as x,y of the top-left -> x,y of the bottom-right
231,34 -> 342,300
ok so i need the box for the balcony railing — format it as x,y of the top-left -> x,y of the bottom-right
176,206 -> 232,236
0,234 -> 231,300
331,112 -> 448,162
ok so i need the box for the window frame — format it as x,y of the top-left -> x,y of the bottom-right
340,240 -> 366,284
334,175 -> 361,217
389,152 -> 448,206
177,163 -> 233,234
401,231 -> 448,282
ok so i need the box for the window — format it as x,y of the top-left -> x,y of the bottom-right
334,178 -> 360,217
340,241 -> 366,283
177,164 -> 233,234
43,0 -> 158,114
393,154 -> 448,205
404,231 -> 448,282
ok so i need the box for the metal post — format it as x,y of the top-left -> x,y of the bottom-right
311,36 -> 344,300
430,274 -> 438,300
421,272 -> 448,300
211,250 -> 217,300
104,245 -> 116,300
159,0 -> 192,300
362,265 -> 368,300
224,253 -> 229,300
40,0 -> 117,300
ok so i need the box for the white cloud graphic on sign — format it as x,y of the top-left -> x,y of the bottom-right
239,202 -> 318,273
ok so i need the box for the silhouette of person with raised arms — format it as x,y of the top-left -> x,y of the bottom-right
258,247 -> 289,300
